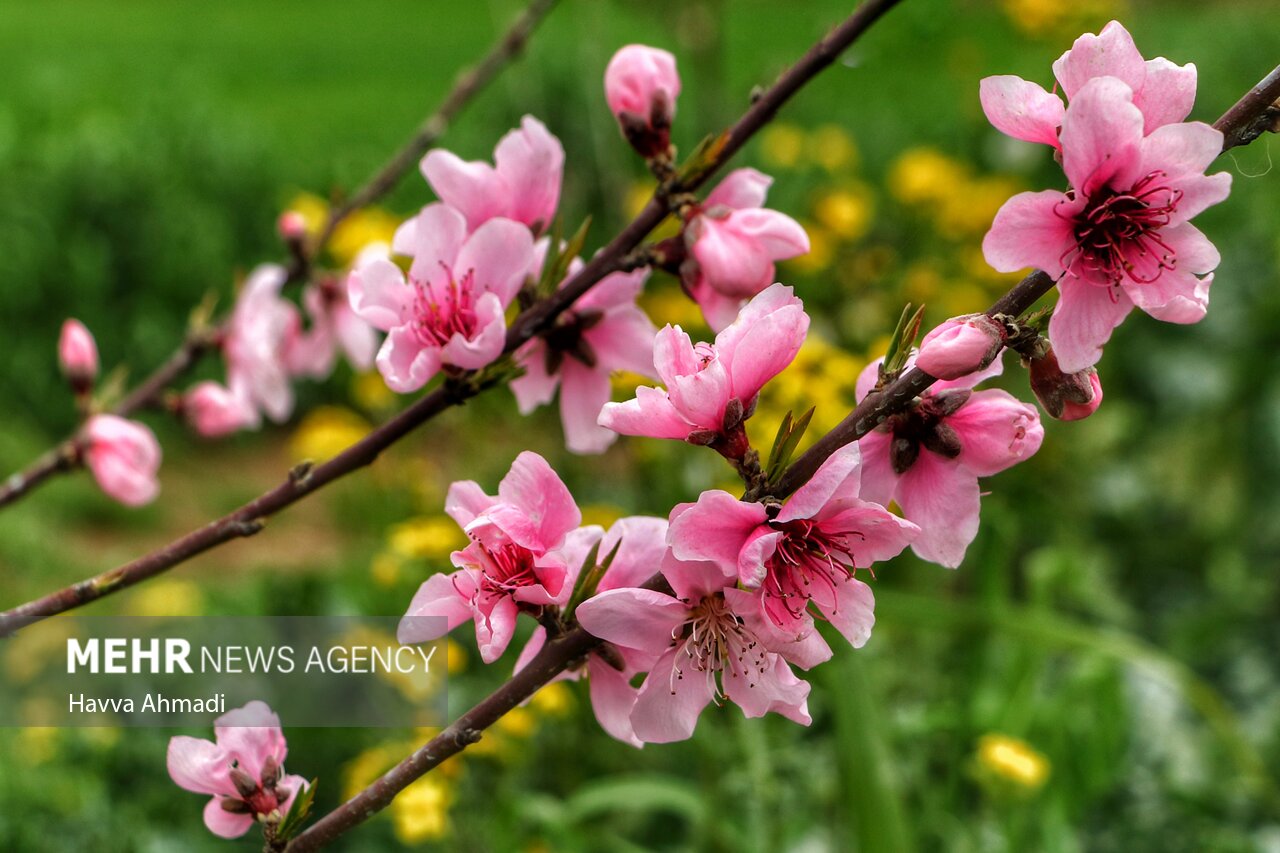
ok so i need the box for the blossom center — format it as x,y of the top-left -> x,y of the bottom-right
1062,170 -> 1182,286
669,594 -> 767,696
881,388 -> 970,474
411,265 -> 479,347
760,519 -> 862,628
542,308 -> 604,373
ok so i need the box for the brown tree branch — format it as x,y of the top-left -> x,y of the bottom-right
0,0 -> 560,512
0,0 -> 909,638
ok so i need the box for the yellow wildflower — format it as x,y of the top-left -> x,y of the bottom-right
808,124 -> 859,172
888,148 -> 968,206
580,504 -> 625,529
351,371 -> 397,414
330,207 -> 401,268
289,406 -> 371,463
389,516 -> 465,560
126,579 -> 205,617
977,733 -> 1050,789
392,774 -> 454,843
784,222 -> 834,274
814,186 -> 874,240
760,124 -> 806,169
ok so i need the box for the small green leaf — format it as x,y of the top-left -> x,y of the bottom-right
274,777 -> 318,841
567,536 -> 622,618
767,406 -> 816,484
883,303 -> 926,379
676,130 -> 730,187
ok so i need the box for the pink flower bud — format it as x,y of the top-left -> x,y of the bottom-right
604,45 -> 681,157
83,414 -> 161,506
916,314 -> 1006,380
276,210 -> 308,242
58,318 -> 99,387
1059,369 -> 1103,421
1027,341 -> 1103,420
183,381 -> 258,437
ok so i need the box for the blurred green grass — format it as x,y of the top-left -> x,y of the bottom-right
2,0 -> 1280,851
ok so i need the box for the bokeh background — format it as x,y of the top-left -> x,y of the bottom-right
3,0 -> 1280,850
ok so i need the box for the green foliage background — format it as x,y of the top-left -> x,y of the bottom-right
2,0 -> 1279,850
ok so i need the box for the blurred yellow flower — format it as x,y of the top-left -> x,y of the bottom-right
392,774 -> 454,843
580,504 -> 625,528
389,516 -> 465,560
529,682 -> 574,716
371,551 -> 402,587
331,208 -> 400,268
286,192 -> 329,239
1002,0 -> 1126,38
290,406 -> 372,463
446,639 -> 467,675
785,222 -> 834,274
352,371 -> 396,414
126,579 -> 205,617
640,286 -> 706,332
808,124 -> 859,172
814,186 -> 874,240
888,147 -> 968,206
760,124 -> 806,169
15,727 -> 60,766
977,733 -> 1050,789
745,333 -> 866,454
934,176 -> 1021,240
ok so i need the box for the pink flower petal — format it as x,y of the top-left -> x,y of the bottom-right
982,189 -> 1075,275
598,516 -> 670,592
723,654 -> 811,725
588,656 -> 644,748
455,217 -> 536,307
979,75 -> 1065,147
1059,76 -> 1145,196
1052,20 -> 1146,100
597,386 -> 692,440
376,325 -> 442,393
398,572 -> 475,643
492,451 -> 582,550
630,648 -> 717,743
668,489 -> 766,577
716,284 -> 808,404
948,389 -> 1044,477
1136,57 -> 1198,132
559,359 -> 616,455
816,577 -> 876,649
167,736 -> 234,796
705,168 -> 772,210
402,204 -> 468,286
1049,277 -> 1134,372
855,428 -> 898,509
347,259 -> 410,332
817,503 -> 919,568
779,442 -> 863,522
575,588 -> 689,656
493,116 -> 564,232
421,152 -> 505,233
474,595 -> 519,664
439,292 -> 507,371
444,480 -> 495,527
203,797 -> 255,838
895,452 -> 982,568
585,307 -> 659,378
510,341 -> 560,414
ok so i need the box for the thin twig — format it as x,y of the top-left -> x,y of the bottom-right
0,0 -> 560,512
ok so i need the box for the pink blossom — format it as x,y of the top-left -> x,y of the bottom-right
984,77 -> 1231,372
286,274 -> 378,379
980,20 -> 1198,149
516,516 -> 670,747
668,444 -> 918,664
276,210 -> 308,242
598,283 -> 808,458
421,116 -> 564,234
511,242 -> 657,454
1027,341 -> 1104,420
604,45 -> 681,156
82,414 -> 161,506
224,264 -> 299,424
58,318 -> 98,386
916,314 -> 1006,380
183,381 -> 258,438
348,203 -> 534,393
167,700 -> 308,839
576,551 -> 811,744
398,452 -> 581,663
682,169 -> 810,331
856,356 -> 1043,568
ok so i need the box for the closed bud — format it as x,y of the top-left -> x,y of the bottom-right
916,314 -> 1005,380
276,210 -> 308,243
604,45 -> 681,158
1027,340 -> 1102,420
58,318 -> 99,390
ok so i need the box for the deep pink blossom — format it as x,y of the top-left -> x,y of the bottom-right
683,169 -> 810,331
58,318 -> 98,386
980,20 -> 1198,149
668,444 -> 918,665
398,452 -> 581,663
421,116 -> 564,234
604,45 -> 681,156
1027,341 -> 1104,421
598,283 -> 808,458
856,356 -> 1043,568
83,414 -> 161,506
224,264 -> 299,424
916,314 -> 1006,380
511,243 -> 657,454
167,701 -> 307,839
182,381 -> 258,438
517,516 -> 670,747
576,553 -> 810,744
984,77 -> 1231,372
348,203 -> 534,393
286,273 -> 378,379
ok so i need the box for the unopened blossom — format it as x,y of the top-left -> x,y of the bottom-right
916,314 -> 1006,380
980,20 -> 1198,148
984,77 -> 1231,372
604,44 -> 681,157
577,552 -> 810,744
183,381 -> 258,438
398,452 -> 581,663
421,116 -> 564,234
1026,340 -> 1103,421
598,283 -> 808,459
517,516 -> 670,747
511,243 -> 657,454
224,264 -> 299,424
167,700 -> 308,839
856,356 -> 1043,568
58,318 -> 98,388
669,444 -> 918,664
348,203 -> 534,393
83,414 -> 161,506
682,169 -> 810,331
276,210 -> 308,242
286,273 -> 378,380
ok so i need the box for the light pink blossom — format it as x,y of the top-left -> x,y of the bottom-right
916,314 -> 1006,380
224,264 -> 299,424
421,116 -> 564,234
83,414 -> 161,506
604,45 -> 681,156
576,552 -> 811,744
517,516 -> 670,747
598,283 -> 808,459
348,203 -> 534,393
286,273 -> 378,379
856,356 -> 1043,568
167,700 -> 308,839
980,20 -> 1198,149
398,452 -> 581,663
58,318 -> 98,386
183,381 -> 258,438
682,169 -> 810,331
511,242 -> 657,454
984,77 -> 1231,372
668,444 -> 918,664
